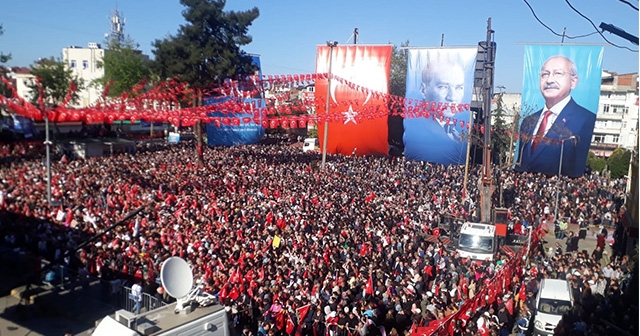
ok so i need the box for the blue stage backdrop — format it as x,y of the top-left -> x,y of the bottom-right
403,47 -> 478,166
514,45 -> 604,177
205,55 -> 266,146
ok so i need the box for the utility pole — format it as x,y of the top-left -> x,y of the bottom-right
479,18 -> 496,223
353,28 -> 359,44
321,41 -> 338,169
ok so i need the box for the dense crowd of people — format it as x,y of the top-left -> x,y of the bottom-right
0,139 -> 635,335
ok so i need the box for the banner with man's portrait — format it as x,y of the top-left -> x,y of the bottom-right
403,47 -> 478,166
515,45 -> 604,177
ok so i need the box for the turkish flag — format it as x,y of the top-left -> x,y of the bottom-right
228,286 -> 239,301
504,298 -> 514,315
275,311 -> 286,330
315,45 -> 391,156
219,285 -> 228,302
295,304 -> 311,336
286,315 -> 295,335
365,274 -> 374,295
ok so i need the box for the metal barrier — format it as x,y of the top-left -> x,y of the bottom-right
119,285 -> 168,314
41,264 -> 167,315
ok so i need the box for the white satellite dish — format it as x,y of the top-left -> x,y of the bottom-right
160,256 -> 218,313
161,257 -> 194,312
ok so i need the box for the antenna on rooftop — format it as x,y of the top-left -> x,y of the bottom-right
107,8 -> 126,44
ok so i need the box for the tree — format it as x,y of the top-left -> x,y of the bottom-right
0,24 -> 10,64
388,40 -> 410,153
152,0 -> 259,94
28,57 -> 85,107
0,24 -> 12,99
152,0 -> 259,164
608,148 -> 631,179
490,93 -> 510,165
586,151 -> 606,173
95,38 -> 152,97
389,40 -> 409,97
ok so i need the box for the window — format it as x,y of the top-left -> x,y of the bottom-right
610,121 -> 621,129
70,60 -> 76,68
593,134 -> 605,143
611,105 -> 627,114
622,121 -> 627,129
612,135 -> 620,143
82,60 -> 88,69
603,104 -> 610,113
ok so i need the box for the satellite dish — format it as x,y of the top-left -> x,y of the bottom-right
160,257 -> 193,299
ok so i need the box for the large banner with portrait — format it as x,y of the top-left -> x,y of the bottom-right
315,45 -> 392,156
205,55 -> 266,146
403,47 -> 478,166
515,45 -> 604,177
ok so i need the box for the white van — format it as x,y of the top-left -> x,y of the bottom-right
533,279 -> 574,336
302,138 -> 318,152
456,222 -> 497,261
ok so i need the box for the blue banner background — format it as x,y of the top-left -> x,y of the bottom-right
403,47 -> 478,166
205,55 -> 265,146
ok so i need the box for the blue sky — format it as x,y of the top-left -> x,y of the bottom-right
1,0 -> 638,93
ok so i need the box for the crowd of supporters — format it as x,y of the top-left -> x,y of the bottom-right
0,139 -> 635,335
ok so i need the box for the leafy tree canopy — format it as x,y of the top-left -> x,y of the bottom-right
28,57 -> 85,107
608,148 -> 631,179
152,0 -> 259,91
0,24 -> 10,64
587,151 -> 606,173
389,40 -> 409,97
96,37 -> 152,97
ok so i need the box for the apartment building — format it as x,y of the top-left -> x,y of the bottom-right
62,42 -> 105,108
591,71 -> 639,157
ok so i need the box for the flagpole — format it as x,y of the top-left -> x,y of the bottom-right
321,41 -> 338,170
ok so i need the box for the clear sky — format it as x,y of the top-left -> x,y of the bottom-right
1,0 -> 638,93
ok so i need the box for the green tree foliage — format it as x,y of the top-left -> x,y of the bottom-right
389,40 -> 409,97
586,151 -> 606,172
96,38 -> 152,97
0,24 -> 10,64
0,24 -> 12,99
28,57 -> 85,107
152,0 -> 259,96
608,148 -> 631,178
491,93 -> 510,165
388,40 -> 410,151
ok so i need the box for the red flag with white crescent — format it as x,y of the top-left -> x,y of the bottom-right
315,45 -> 391,156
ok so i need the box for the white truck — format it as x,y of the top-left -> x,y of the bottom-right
302,137 -> 318,152
456,222 -> 497,261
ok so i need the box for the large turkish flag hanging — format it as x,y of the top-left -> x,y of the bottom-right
315,44 -> 391,156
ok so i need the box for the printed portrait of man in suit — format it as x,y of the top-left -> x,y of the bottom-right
515,55 -> 596,177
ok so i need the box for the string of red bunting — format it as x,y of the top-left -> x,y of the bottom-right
1,73 -> 558,144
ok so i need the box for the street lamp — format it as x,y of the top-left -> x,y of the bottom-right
44,112 -> 53,204
321,41 -> 338,170
554,135 -> 576,221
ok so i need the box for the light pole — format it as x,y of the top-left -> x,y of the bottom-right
44,113 -> 52,204
321,41 -> 338,170
554,135 -> 576,221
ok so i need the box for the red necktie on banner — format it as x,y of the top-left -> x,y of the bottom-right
531,110 -> 553,153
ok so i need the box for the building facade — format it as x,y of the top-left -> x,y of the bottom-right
592,71 -> 639,157
62,42 -> 104,108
